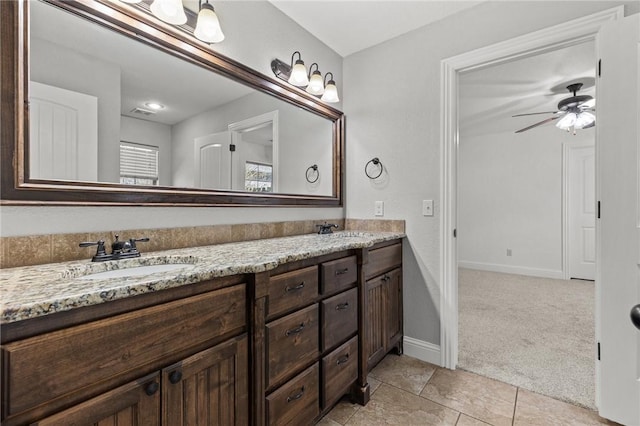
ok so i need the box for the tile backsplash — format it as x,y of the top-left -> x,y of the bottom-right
0,219 -> 404,269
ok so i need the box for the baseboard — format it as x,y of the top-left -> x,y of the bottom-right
458,261 -> 564,279
403,337 -> 441,366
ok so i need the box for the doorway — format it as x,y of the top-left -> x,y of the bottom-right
438,1 -> 623,407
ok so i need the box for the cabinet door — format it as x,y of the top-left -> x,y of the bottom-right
365,274 -> 387,370
31,373 -> 160,426
385,268 -> 403,350
162,335 -> 249,426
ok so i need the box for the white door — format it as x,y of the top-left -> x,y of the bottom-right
596,14 -> 640,426
29,81 -> 98,181
194,131 -> 231,190
568,143 -> 596,280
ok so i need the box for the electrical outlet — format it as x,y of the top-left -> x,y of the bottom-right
375,201 -> 384,217
507,249 -> 512,256
422,200 -> 434,216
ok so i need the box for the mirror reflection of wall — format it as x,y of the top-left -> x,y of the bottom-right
27,0 -> 335,196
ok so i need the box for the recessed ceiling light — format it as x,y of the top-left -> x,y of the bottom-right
145,102 -> 165,110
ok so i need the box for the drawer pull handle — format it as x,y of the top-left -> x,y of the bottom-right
285,282 -> 305,292
336,354 -> 350,365
335,268 -> 349,276
287,386 -> 305,402
336,302 -> 350,310
168,370 -> 182,384
382,275 -> 390,282
285,323 -> 305,336
145,381 -> 159,396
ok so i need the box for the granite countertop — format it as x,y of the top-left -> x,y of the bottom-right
0,231 -> 404,324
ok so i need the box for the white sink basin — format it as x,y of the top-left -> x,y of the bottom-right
78,263 -> 194,280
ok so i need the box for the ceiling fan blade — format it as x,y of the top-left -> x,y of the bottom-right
515,116 -> 560,133
512,111 -> 559,117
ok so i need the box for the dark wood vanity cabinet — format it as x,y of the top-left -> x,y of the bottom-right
255,252 -> 360,426
1,238 -> 403,426
363,241 -> 403,371
1,279 -> 249,426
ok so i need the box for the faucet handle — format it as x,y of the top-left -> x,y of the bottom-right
79,239 -> 110,261
128,237 -> 150,250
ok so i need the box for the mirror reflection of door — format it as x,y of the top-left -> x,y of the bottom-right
194,131 -> 231,190
229,111 -> 279,192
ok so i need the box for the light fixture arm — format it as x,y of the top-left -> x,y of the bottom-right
291,51 -> 303,68
308,62 -> 320,79
323,72 -> 334,86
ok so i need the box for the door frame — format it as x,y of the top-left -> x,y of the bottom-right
562,141 -> 596,281
439,6 -> 623,373
228,110 -> 279,192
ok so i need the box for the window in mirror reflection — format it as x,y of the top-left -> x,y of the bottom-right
120,142 -> 159,186
244,162 -> 273,193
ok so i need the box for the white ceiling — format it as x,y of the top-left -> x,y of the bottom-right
268,1 -> 483,57
459,41 -> 596,136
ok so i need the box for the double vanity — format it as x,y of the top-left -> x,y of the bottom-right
1,231 -> 404,425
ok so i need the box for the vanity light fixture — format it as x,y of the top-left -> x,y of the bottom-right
194,0 -> 225,43
288,51 -> 309,87
320,72 -> 339,103
306,63 -> 325,96
270,53 -> 340,103
149,0 -> 187,25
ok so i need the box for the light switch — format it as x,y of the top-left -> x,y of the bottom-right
375,201 -> 384,217
423,199 -> 434,216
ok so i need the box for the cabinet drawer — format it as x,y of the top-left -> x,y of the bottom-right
2,284 -> 246,417
266,304 -> 320,388
320,255 -> 357,295
322,336 -> 358,409
266,363 -> 320,426
321,288 -> 358,351
365,243 -> 402,279
267,265 -> 318,320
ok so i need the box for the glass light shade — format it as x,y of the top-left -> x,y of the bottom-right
194,3 -> 225,43
574,111 -> 596,129
150,0 -> 187,25
306,71 -> 325,95
288,61 -> 309,86
321,81 -> 339,103
555,112 -> 577,130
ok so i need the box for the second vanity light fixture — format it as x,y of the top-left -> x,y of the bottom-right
271,52 -> 340,103
119,0 -> 225,43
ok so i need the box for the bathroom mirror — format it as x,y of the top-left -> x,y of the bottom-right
0,0 -> 344,206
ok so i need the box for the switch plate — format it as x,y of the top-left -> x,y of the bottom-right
375,201 -> 384,217
422,200 -> 434,216
507,249 -> 512,256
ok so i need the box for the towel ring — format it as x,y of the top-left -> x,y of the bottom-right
365,157 -> 383,179
306,164 -> 319,183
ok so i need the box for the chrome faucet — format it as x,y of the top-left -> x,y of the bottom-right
80,235 -> 149,262
316,222 -> 339,234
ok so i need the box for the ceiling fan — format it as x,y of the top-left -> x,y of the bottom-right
513,83 -> 596,134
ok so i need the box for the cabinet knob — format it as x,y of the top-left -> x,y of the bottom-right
169,370 -> 183,384
287,386 -> 305,403
144,381 -> 159,396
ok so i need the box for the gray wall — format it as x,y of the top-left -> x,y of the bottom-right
343,1 -> 638,346
2,1 -> 343,237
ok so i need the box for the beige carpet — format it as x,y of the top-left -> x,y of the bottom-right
458,268 -> 595,409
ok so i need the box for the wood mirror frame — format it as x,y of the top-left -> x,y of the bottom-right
0,0 -> 344,206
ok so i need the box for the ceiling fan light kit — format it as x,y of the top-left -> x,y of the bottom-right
514,82 -> 596,135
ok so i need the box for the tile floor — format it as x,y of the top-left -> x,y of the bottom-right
318,354 -> 619,426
